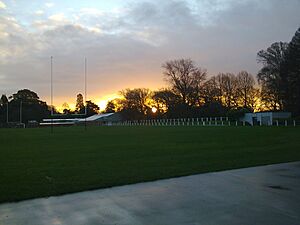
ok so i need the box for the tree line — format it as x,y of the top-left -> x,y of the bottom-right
0,89 -> 49,125
0,90 -> 100,126
104,67 -> 259,120
257,27 -> 300,115
0,27 -> 299,124
104,27 -> 299,120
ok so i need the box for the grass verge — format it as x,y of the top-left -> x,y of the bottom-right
0,126 -> 299,203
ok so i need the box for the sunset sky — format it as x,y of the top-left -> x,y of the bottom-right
0,0 -> 299,110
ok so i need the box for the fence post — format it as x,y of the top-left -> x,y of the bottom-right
293,120 -> 296,127
285,120 -> 288,126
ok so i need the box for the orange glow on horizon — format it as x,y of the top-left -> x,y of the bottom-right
96,93 -> 121,111
53,93 -> 121,113
56,103 -> 76,113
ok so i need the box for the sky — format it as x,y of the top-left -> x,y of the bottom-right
0,0 -> 299,110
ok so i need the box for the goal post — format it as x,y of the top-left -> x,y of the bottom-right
50,56 -> 88,132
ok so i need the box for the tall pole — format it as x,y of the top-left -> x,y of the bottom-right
51,56 -> 53,133
6,102 -> 8,123
19,100 -> 22,124
84,57 -> 87,131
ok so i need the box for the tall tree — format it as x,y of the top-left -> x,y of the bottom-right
217,73 -> 238,108
85,100 -> 99,116
0,95 -> 9,123
119,88 -> 151,115
105,99 -> 123,113
75,93 -> 84,112
152,89 -> 181,115
202,76 -> 222,104
8,89 -> 49,123
104,100 -> 116,113
0,95 -> 8,106
283,27 -> 300,115
162,59 -> 207,107
259,86 -> 280,111
236,71 -> 256,109
12,89 -> 39,102
257,42 -> 289,110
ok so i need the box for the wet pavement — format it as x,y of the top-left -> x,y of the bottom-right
0,162 -> 299,225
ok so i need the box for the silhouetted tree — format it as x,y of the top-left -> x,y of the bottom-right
152,89 -> 180,115
119,88 -> 151,115
62,102 -> 71,114
7,89 -> 49,123
12,89 -> 39,102
283,27 -> 300,115
75,93 -> 84,112
104,100 -> 116,113
217,73 -> 239,108
162,59 -> 207,107
199,101 -> 227,117
0,95 -> 9,124
257,42 -> 289,110
85,100 -> 99,116
0,95 -> 8,106
202,76 -> 222,104
236,71 -> 256,110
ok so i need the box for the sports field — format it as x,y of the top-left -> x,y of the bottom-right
0,126 -> 299,203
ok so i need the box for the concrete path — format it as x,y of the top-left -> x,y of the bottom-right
0,162 -> 300,225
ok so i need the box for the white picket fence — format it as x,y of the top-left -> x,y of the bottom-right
108,117 -> 298,127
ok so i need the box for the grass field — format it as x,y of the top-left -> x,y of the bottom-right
0,126 -> 300,203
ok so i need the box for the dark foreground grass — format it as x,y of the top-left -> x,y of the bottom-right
0,126 -> 300,203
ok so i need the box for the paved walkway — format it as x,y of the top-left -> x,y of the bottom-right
0,162 -> 300,225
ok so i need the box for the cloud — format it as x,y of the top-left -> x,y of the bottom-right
79,7 -> 104,16
0,0 -> 299,104
35,10 -> 44,15
0,1 -> 6,9
0,16 -> 30,61
48,13 -> 65,22
45,2 -> 54,8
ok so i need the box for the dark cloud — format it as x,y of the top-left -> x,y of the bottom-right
0,0 -> 299,104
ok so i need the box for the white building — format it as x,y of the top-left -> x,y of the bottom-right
40,113 -> 122,126
240,112 -> 291,126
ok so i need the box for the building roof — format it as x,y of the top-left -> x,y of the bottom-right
42,113 -> 116,124
78,113 -> 115,122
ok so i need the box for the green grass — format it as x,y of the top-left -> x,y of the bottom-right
0,126 -> 300,203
